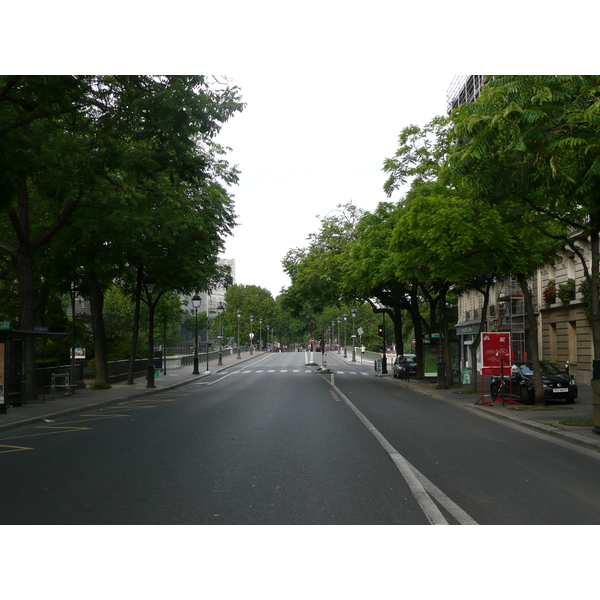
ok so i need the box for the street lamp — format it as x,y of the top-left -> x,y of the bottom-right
250,314 -> 254,355
337,317 -> 341,354
144,274 -> 157,388
343,313 -> 348,359
351,307 -> 357,362
331,320 -> 335,351
192,293 -> 201,374
266,325 -> 270,352
217,301 -> 224,366
237,307 -> 242,359
259,317 -> 263,352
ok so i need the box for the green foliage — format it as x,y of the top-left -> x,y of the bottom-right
222,284 -> 277,348
0,76 -> 245,378
557,278 -> 575,307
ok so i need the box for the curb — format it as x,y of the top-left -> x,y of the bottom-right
396,379 -> 600,454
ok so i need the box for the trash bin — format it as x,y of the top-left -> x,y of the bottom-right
154,368 -> 160,379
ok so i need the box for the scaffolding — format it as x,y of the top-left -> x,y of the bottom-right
493,277 -> 527,360
446,75 -> 485,114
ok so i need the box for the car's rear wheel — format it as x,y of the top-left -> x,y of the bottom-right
520,385 -> 534,405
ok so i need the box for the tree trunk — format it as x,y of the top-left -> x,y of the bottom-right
588,223 -> 600,359
14,249 -> 37,401
469,277 -> 494,392
392,303 -> 403,356
127,266 -> 143,385
410,282 -> 425,378
517,273 -> 544,406
84,270 -> 109,384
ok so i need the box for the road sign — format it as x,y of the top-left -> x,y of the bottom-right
357,327 -> 364,336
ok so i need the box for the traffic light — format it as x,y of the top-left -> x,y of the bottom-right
378,324 -> 384,337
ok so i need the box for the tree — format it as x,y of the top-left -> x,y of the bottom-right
0,76 -> 244,391
222,285 -> 277,349
446,75 -> 583,402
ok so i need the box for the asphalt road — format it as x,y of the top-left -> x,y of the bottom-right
3,351 -> 600,524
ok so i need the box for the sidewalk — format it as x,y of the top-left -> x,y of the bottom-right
0,350 -> 260,433
330,352 -> 600,453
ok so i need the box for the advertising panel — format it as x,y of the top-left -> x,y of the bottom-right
481,332 -> 511,368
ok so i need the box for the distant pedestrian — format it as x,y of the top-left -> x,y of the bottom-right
360,345 -> 365,358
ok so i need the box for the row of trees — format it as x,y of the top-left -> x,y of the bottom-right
0,76 -> 244,398
280,76 -> 600,402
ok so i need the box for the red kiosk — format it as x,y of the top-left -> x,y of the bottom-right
475,332 -> 520,406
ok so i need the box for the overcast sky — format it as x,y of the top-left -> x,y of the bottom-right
216,72 -> 454,297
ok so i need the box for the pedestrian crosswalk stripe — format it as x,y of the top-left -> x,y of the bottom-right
213,369 -> 368,376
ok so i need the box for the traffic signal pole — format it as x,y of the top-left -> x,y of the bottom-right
382,313 -> 388,374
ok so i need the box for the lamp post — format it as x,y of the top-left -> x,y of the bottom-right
144,274 -> 157,388
337,317 -> 341,353
343,313 -> 348,358
249,315 -> 254,355
331,320 -> 335,351
192,293 -> 201,374
206,307 -> 210,372
217,301 -> 224,366
259,317 -> 263,352
351,307 -> 357,362
237,307 -> 242,358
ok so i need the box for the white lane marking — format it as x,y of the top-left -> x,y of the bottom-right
329,381 -> 478,525
293,370 -> 299,373
195,373 -> 235,386
330,390 -> 341,402
281,370 -> 288,372
243,370 -> 252,373
268,370 -> 275,373
256,370 -> 264,373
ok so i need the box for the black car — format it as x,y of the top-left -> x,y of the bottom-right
490,360 -> 577,405
393,354 -> 417,379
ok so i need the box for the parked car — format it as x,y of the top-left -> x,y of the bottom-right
393,354 -> 417,379
490,360 -> 577,405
